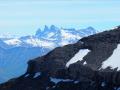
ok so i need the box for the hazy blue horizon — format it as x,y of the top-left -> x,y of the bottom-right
0,0 -> 120,36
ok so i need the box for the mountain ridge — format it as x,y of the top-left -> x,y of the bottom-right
0,25 -> 97,83
0,25 -> 97,49
1,26 -> 120,90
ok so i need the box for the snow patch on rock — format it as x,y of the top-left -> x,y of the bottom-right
102,44 -> 120,70
33,72 -> 41,78
50,78 -> 73,84
66,49 -> 90,67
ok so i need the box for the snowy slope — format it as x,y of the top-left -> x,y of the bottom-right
66,49 -> 90,67
4,38 -> 22,46
35,25 -> 97,46
1,25 -> 97,49
102,44 -> 120,70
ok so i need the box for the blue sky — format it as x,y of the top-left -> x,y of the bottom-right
0,0 -> 120,36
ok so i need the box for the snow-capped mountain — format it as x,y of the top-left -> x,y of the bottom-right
1,26 -> 120,90
0,25 -> 97,83
0,25 -> 97,49
35,25 -> 97,46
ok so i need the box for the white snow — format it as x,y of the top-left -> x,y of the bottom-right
102,44 -> 120,70
66,49 -> 90,67
24,72 -> 41,78
4,36 -> 56,49
25,74 -> 29,77
74,81 -> 79,84
4,38 -> 22,46
47,32 -> 55,38
61,29 -> 81,39
117,88 -> 120,90
50,78 -> 73,84
33,72 -> 41,78
101,82 -> 106,87
60,29 -> 81,46
25,37 -> 55,48
50,78 -> 80,84
60,40 -> 70,46
83,61 -> 87,65
111,26 -> 119,30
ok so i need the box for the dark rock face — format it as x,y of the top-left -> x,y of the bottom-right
0,73 -> 119,90
1,26 -> 120,90
25,43 -> 85,77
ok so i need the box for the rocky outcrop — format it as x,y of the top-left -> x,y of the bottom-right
1,26 -> 120,90
24,43 -> 88,77
24,26 -> 120,77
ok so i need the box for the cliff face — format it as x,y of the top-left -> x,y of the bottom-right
1,26 -> 120,90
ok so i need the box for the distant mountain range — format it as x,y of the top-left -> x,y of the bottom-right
0,25 -> 97,83
1,26 -> 120,90
0,25 -> 97,49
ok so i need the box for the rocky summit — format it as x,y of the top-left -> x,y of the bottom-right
1,26 -> 120,90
